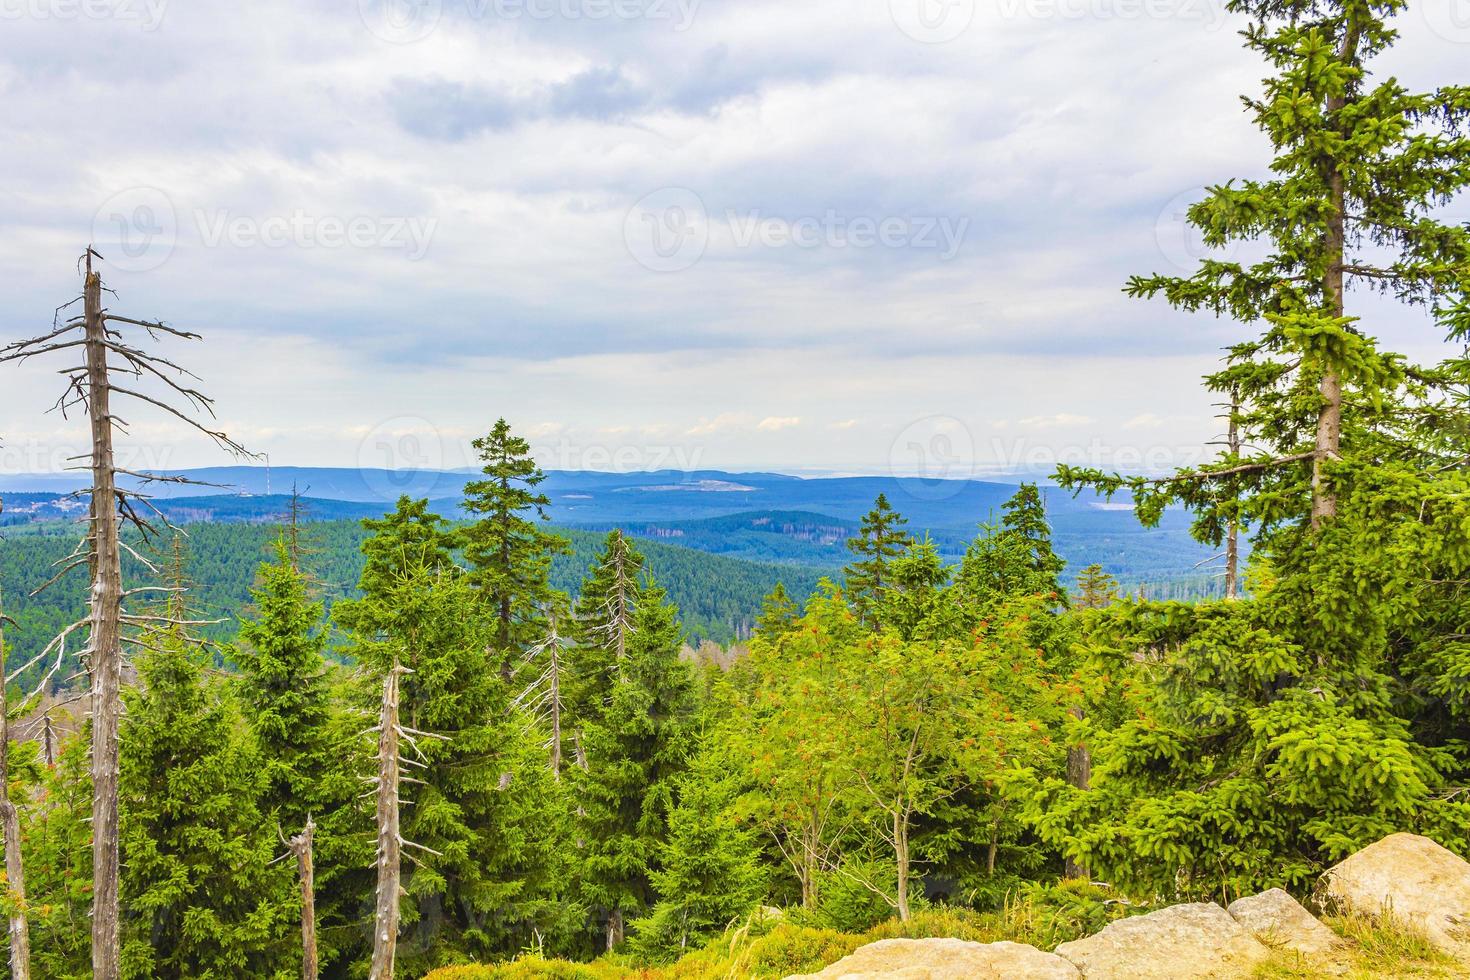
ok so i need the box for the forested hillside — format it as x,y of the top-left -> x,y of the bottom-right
0,517 -> 826,689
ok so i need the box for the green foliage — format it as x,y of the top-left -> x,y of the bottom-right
573,576 -> 698,948
232,538 -> 371,974
631,734 -> 768,959
16,734 -> 92,979
842,494 -> 912,625
461,419 -> 571,671
118,624 -> 293,980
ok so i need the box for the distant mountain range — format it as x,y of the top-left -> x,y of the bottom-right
0,467 -> 1227,590
2,465 -> 1109,524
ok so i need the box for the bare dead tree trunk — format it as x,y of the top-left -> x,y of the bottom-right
41,714 -> 55,770
0,597 -> 32,980
83,262 -> 124,980
1225,386 -> 1242,600
1064,706 -> 1091,880
606,908 -> 624,952
548,641 -> 562,778
289,817 -> 318,980
371,665 -> 403,980
1,250 -> 250,980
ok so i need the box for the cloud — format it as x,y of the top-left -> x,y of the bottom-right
1017,414 -> 1096,430
757,416 -> 800,431
686,413 -> 750,436
0,1 -> 1464,473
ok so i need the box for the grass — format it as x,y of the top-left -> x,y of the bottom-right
421,881 -> 1138,980
423,892 -> 1470,980
1250,912 -> 1460,980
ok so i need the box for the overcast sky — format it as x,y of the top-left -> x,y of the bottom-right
2,0 -> 1466,480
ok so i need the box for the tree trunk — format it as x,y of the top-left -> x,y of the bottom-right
1065,708 -> 1091,880
0,598 -> 31,980
549,643 -> 562,778
41,714 -> 55,769
606,908 -> 624,952
894,810 -> 911,922
1313,21 -> 1360,530
370,665 -> 403,980
291,817 -> 318,980
84,260 -> 124,980
1225,386 -> 1241,600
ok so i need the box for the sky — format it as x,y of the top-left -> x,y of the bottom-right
1,0 -> 1467,481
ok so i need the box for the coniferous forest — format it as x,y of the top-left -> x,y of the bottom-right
2,2 -> 1470,979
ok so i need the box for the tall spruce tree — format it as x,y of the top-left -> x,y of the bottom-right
461,420 -> 570,678
342,518 -> 568,973
631,731 -> 767,958
1024,1 -> 1470,900
119,620 -> 291,978
842,494 -> 913,625
957,485 -> 1065,612
1059,0 -> 1470,538
573,580 -> 696,951
233,539 -> 368,975
235,539 -> 334,830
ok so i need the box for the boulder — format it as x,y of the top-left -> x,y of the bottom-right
1227,887 -> 1341,955
1321,832 -> 1470,954
785,938 -> 1080,979
1053,902 -> 1270,979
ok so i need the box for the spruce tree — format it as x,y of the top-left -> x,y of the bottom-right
631,733 -> 767,958
1024,2 -> 1470,898
754,581 -> 799,641
233,539 -> 367,975
957,485 -> 1065,614
341,523 -> 568,972
1059,0 -> 1470,537
1074,564 -> 1119,610
842,494 -> 913,625
573,580 -> 696,951
461,419 -> 570,678
119,623 -> 292,979
19,733 -> 92,978
234,538 -> 334,829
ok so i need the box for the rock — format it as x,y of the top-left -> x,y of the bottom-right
1227,887 -> 1341,955
1321,832 -> 1470,954
785,938 -> 1080,979
1053,902 -> 1270,979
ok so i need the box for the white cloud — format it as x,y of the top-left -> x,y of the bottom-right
757,416 -> 801,431
1017,414 -> 1096,430
0,3 -> 1463,473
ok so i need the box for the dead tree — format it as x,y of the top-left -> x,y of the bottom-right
367,661 -> 445,980
515,605 -> 571,778
287,817 -> 319,980
0,596 -> 32,980
369,663 -> 403,980
0,249 -> 249,980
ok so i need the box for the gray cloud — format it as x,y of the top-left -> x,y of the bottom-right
0,0 -> 1464,472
